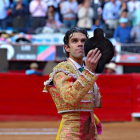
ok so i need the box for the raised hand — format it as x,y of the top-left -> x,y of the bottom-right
85,48 -> 101,73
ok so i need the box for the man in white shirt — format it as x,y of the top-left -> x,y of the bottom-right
0,0 -> 10,30
102,0 -> 121,29
60,0 -> 78,29
127,0 -> 140,13
29,0 -> 47,30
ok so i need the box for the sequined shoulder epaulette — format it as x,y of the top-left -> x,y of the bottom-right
43,61 -> 78,92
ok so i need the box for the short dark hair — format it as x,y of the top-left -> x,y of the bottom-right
63,27 -> 89,57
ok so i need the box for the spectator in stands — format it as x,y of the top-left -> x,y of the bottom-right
102,0 -> 121,30
130,21 -> 140,43
45,5 -> 64,32
0,0 -> 10,30
46,0 -> 60,12
118,2 -> 132,26
25,62 -> 42,75
96,6 -> 103,22
105,62 -> 117,74
11,0 -> 28,33
90,0 -> 104,23
132,8 -> 140,27
77,0 -> 94,30
57,0 -> 65,23
119,1 -> 127,16
113,17 -> 131,44
60,0 -> 78,29
91,18 -> 103,31
119,10 -> 132,26
46,5 -> 60,24
29,0 -> 47,30
127,0 -> 140,13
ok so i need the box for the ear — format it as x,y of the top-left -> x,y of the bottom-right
64,45 -> 70,53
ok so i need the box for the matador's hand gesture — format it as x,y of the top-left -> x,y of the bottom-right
85,48 -> 101,73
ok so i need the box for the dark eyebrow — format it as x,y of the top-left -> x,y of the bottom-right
81,38 -> 87,41
71,37 -> 78,40
71,38 -> 78,41
71,37 -> 87,40
71,38 -> 77,39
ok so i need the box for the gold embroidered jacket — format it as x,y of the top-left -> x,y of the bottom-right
43,61 -> 102,113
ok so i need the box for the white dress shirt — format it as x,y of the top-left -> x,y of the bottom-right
0,0 -> 10,19
29,0 -> 47,17
60,1 -> 78,19
69,58 -> 84,74
127,0 -> 140,13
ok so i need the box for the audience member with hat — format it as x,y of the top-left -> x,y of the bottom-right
113,17 -> 132,44
105,62 -> 117,74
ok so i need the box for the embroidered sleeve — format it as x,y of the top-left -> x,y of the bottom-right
53,70 -> 98,106
93,83 -> 102,108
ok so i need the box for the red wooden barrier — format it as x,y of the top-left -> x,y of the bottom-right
132,74 -> 140,113
95,74 -> 133,121
0,73 -> 140,122
0,73 -> 60,121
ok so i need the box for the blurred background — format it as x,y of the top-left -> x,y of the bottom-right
0,0 -> 140,140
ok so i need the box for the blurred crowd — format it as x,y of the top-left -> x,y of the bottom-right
0,0 -> 140,44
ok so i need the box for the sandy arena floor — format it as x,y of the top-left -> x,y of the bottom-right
0,121 -> 140,140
